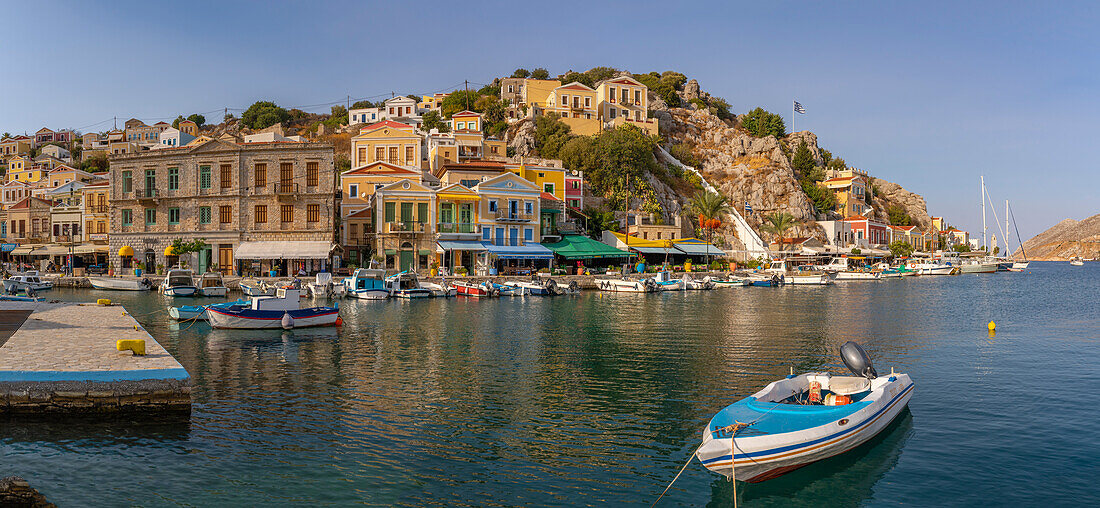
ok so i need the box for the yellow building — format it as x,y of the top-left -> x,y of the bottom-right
48,166 -> 96,189
434,183 -> 483,273
418,92 -> 449,113
339,161 -> 424,264
350,120 -> 421,170
523,79 -> 561,108
434,160 -> 508,188
373,179 -> 437,271
451,110 -> 482,132
0,136 -> 34,158
474,172 -> 542,247
930,216 -> 946,232
6,156 -> 45,183
505,162 -> 567,201
823,175 -> 870,216
543,82 -> 600,135
595,76 -> 659,136
178,120 -> 198,136
81,180 -> 110,242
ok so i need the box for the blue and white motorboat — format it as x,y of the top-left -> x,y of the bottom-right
239,279 -> 275,297
651,270 -> 684,291
748,273 -> 782,287
696,342 -> 914,483
385,271 -> 432,298
344,268 -> 390,300
197,272 -> 228,297
3,271 -> 53,292
169,298 -> 251,321
206,288 -> 339,329
0,293 -> 45,302
160,269 -> 197,296
492,282 -> 528,296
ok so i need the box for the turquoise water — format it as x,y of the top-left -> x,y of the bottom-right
3,263 -> 1098,506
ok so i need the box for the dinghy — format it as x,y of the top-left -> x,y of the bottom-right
239,279 -> 275,297
88,276 -> 153,291
306,272 -> 334,298
452,280 -> 497,297
595,277 -> 658,292
712,277 -> 748,288
385,271 -> 433,298
420,280 -> 456,297
206,288 -> 339,329
652,271 -> 684,291
681,275 -> 716,290
696,342 -> 914,483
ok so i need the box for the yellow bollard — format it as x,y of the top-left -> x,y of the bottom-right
988,321 -> 996,331
97,298 -> 112,306
117,339 -> 146,355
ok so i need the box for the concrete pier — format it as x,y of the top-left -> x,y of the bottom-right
0,302 -> 191,414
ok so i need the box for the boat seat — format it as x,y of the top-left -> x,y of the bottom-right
829,376 -> 871,395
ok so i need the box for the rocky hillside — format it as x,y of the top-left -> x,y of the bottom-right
1016,213 -> 1100,260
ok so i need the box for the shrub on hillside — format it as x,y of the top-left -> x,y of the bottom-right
242,101 -> 290,130
741,107 -> 786,138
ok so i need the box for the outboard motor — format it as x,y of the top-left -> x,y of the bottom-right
840,341 -> 877,379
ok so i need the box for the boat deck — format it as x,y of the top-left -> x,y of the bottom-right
709,397 -> 873,436
0,302 -> 191,414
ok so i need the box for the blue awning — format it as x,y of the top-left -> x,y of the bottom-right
437,240 -> 488,251
482,242 -> 555,259
632,246 -> 680,255
671,241 -> 723,256
1,243 -> 17,252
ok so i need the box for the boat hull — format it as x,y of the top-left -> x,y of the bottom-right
833,272 -> 881,281
207,306 -> 339,329
453,283 -> 494,297
170,298 -> 250,321
595,279 -> 656,292
3,280 -> 53,291
697,375 -> 914,483
162,286 -> 197,297
348,289 -> 389,300
88,277 -> 150,291
960,263 -> 998,274
785,274 -> 832,285
393,289 -> 433,299
200,287 -> 228,297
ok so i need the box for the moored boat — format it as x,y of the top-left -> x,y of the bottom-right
207,288 -> 339,329
652,271 -> 684,291
239,279 -> 275,297
3,271 -> 53,292
1009,261 -> 1029,272
306,272 -> 335,298
1069,256 -> 1084,266
452,280 -> 497,297
681,275 -> 716,290
385,271 -> 432,298
834,270 -> 882,281
696,342 -> 914,483
197,272 -> 228,296
421,280 -> 456,297
595,277 -> 658,292
783,273 -> 833,285
343,268 -> 389,300
712,277 -> 748,287
169,298 -> 250,321
88,276 -> 153,291
160,269 -> 197,296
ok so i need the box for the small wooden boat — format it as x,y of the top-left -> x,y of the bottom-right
160,269 -> 197,296
197,272 -> 228,297
207,288 -> 339,329
452,280 -> 497,297
88,276 -> 153,291
239,279 -> 275,297
385,271 -> 433,298
169,298 -> 250,321
3,271 -> 53,292
420,281 -> 456,297
696,342 -> 914,483
712,277 -> 748,288
343,268 -> 389,300
595,278 -> 658,292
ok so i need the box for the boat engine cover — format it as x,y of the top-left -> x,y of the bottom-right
840,341 -> 877,379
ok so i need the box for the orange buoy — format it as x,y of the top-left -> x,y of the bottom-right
824,393 -> 852,406
335,317 -> 343,326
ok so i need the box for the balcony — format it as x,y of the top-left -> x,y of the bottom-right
494,210 -> 534,222
437,222 -> 478,234
385,221 -> 427,234
137,188 -> 158,202
274,182 -> 299,199
86,205 -> 108,214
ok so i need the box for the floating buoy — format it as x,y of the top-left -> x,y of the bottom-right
281,312 -> 294,330
117,339 -> 146,355
335,317 -> 343,326
988,321 -> 996,331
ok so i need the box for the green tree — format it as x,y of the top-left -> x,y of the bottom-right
708,96 -> 733,120
530,68 -> 550,80
475,95 -> 506,126
689,190 -> 733,261
533,114 -> 574,159
560,70 -> 592,88
170,238 -> 208,269
791,141 -> 815,178
80,153 -> 109,173
323,105 -> 348,128
2,132 -> 10,139
827,156 -> 847,172
171,115 -> 185,128
582,206 -> 617,239
187,114 -> 206,127
440,90 -> 480,118
760,211 -> 797,239
741,107 -> 786,138
511,68 -> 530,78
660,71 -> 688,90
887,205 -> 912,226
351,100 -> 375,109
241,101 -> 290,129
952,243 -> 972,253
477,83 -> 500,97
335,155 -> 351,173
888,240 -> 914,258
421,110 -> 450,132
801,181 -> 836,212
224,112 -> 236,122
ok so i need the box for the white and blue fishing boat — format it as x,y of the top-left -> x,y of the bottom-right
0,293 -> 45,302
696,342 -> 914,483
385,271 -> 432,298
343,268 -> 390,300
206,288 -> 340,329
160,269 -> 197,297
168,298 -> 251,321
651,270 -> 684,291
747,273 -> 783,287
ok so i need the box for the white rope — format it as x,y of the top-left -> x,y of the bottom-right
650,444 -> 702,507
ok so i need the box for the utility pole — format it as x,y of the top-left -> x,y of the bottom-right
464,80 -> 470,111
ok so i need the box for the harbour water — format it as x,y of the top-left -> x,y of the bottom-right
3,263 -> 1098,506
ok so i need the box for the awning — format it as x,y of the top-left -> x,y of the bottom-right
10,246 -> 36,255
632,246 -> 679,255
418,249 -> 431,256
73,245 -> 108,255
437,240 -> 488,251
482,242 -> 555,259
119,245 -> 134,257
384,249 -> 396,255
544,234 -> 631,259
234,241 -> 335,259
671,240 -> 724,256
36,245 -> 70,256
1,243 -> 17,252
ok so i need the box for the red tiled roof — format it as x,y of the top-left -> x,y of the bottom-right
540,191 -> 560,201
345,161 -> 421,176
358,120 -> 416,134
823,176 -> 855,184
559,83 -> 593,91
842,215 -> 869,221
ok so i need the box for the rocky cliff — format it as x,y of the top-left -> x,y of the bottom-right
1016,213 -> 1100,261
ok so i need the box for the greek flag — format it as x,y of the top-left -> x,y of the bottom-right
745,202 -> 753,214
793,101 -> 806,114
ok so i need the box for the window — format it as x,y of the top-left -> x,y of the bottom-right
121,209 -> 133,226
220,164 -> 231,188
199,206 -> 211,224
306,162 -> 318,187
384,202 -> 395,222
375,147 -> 384,161
168,207 -> 180,224
524,228 -> 533,242
608,88 -> 616,102
388,147 -> 397,163
348,184 -> 358,199
544,183 -> 554,194
255,205 -> 267,224
219,205 -> 231,224
97,222 -> 105,234
168,167 -> 179,190
460,179 -> 479,188
525,201 -> 534,214
404,147 -> 413,165
482,228 -> 491,241
254,163 -> 266,187
200,166 -> 211,189
635,89 -> 642,104
621,88 -> 628,102
585,97 -> 591,108
279,162 -> 293,187
307,204 -> 319,222
349,223 -> 358,239
609,108 -> 617,119
417,202 -> 428,223
400,202 -> 413,223
280,204 -> 293,223
357,147 -> 367,163
488,200 -> 497,212
145,208 -> 156,225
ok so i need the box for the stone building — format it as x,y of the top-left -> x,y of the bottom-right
108,138 -> 338,275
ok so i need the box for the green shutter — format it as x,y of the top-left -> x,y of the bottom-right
417,203 -> 429,223
400,202 -> 413,222
384,202 -> 395,222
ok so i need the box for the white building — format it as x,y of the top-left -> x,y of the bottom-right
39,144 -> 72,163
350,96 -> 423,127
155,128 -> 196,149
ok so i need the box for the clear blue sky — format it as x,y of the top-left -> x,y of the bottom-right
2,1 -> 1096,240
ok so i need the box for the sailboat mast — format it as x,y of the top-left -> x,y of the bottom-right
1005,200 -> 1010,257
981,175 -> 987,252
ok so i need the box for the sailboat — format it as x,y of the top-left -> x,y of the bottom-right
1006,200 -> 1029,271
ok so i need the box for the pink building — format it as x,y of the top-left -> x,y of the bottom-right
843,215 -> 891,247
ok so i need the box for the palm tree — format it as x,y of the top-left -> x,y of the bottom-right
760,211 -> 797,240
688,190 -> 733,264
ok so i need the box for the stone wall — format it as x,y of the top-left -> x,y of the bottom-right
0,476 -> 54,507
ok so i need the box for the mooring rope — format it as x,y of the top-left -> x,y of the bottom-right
650,443 -> 703,508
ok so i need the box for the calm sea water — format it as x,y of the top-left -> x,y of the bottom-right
3,263 -> 1098,506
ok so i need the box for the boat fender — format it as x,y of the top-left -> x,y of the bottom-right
808,381 -> 822,403
335,316 -> 343,327
281,312 -> 294,330
333,301 -> 339,310
824,393 -> 852,406
888,376 -> 897,382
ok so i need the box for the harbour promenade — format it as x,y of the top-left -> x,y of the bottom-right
0,302 -> 191,414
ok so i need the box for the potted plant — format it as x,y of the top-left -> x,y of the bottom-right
430,260 -> 439,278
134,262 -> 144,277
156,263 -> 165,275
454,266 -> 468,276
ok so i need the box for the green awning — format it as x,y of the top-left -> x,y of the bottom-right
542,208 -> 561,214
384,249 -> 396,255
418,249 -> 431,255
544,234 -> 632,260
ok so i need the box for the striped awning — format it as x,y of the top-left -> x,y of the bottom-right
234,241 -> 335,259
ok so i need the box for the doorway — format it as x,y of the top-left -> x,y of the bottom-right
218,246 -> 233,275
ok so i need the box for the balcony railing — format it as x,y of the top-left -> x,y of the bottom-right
385,221 -> 427,233
86,205 -> 108,213
274,182 -> 299,195
437,222 -> 478,234
138,188 -> 158,200
494,210 -> 534,222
